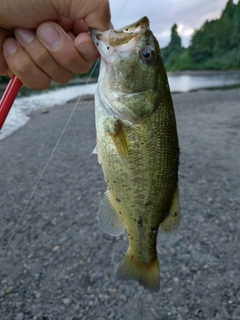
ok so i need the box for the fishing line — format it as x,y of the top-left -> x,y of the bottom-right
113,0 -> 129,27
0,0 -> 129,263
0,81 -> 88,263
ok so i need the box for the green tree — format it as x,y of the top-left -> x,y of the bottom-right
169,24 -> 182,52
162,24 -> 184,69
221,0 -> 235,19
189,20 -> 217,63
187,0 -> 240,69
230,1 -> 240,48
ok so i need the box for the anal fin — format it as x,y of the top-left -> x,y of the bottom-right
98,192 -> 125,236
161,187 -> 180,232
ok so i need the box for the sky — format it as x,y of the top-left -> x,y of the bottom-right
109,0 -> 237,48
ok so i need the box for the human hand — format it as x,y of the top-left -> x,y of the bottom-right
0,0 -> 111,89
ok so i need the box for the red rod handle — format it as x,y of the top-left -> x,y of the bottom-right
0,75 -> 22,130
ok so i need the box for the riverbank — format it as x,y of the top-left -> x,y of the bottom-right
0,89 -> 240,319
1,69 -> 239,90
167,69 -> 240,76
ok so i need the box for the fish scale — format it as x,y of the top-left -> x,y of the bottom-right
91,16 -> 180,291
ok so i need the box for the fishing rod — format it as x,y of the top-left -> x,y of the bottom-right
0,75 -> 22,130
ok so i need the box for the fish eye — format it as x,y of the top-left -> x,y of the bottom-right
139,46 -> 156,64
142,49 -> 151,59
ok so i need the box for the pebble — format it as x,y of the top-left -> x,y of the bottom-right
15,312 -> 24,320
177,314 -> 183,320
115,313 -> 123,320
108,310 -> 115,319
169,247 -> 176,254
41,109 -> 50,114
0,290 -> 5,297
151,308 -> 158,319
62,298 -> 71,306
5,286 -> 14,294
52,245 -> 60,252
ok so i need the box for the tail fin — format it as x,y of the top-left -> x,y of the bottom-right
116,248 -> 160,292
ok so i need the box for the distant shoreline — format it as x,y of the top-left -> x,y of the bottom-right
1,70 -> 240,90
167,69 -> 240,76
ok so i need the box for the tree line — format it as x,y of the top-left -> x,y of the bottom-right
162,0 -> 240,71
1,0 -> 239,84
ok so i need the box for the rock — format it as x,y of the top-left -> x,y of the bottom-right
52,245 -> 60,252
62,298 -> 71,306
5,286 -> 14,294
108,310 -> 115,320
115,313 -> 123,320
15,312 -> 24,320
0,290 -> 5,297
41,109 -> 50,114
151,308 -> 158,319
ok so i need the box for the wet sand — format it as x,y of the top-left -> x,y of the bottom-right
0,89 -> 240,319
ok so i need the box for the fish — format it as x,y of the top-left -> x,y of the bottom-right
90,17 -> 180,292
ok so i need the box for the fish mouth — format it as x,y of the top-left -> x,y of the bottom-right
90,16 -> 149,52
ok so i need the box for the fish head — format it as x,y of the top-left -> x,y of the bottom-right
91,17 -> 168,96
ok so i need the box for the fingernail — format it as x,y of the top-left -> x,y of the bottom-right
15,28 -> 35,44
37,24 -> 62,50
76,41 -> 97,58
74,35 -> 99,60
3,39 -> 19,56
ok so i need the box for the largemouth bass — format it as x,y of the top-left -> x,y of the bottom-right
91,17 -> 180,292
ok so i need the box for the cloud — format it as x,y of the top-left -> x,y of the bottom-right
109,0 -> 230,47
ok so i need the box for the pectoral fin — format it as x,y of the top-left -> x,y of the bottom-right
109,120 -> 130,169
161,187 -> 180,232
98,192 -> 125,236
92,138 -> 102,165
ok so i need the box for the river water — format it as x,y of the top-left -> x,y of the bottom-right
168,71 -> 240,92
0,71 -> 240,140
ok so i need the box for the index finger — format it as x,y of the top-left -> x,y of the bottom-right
0,0 -> 111,31
54,0 -> 111,31
83,1 -> 111,31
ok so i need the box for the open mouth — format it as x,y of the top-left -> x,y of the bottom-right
90,16 -> 150,48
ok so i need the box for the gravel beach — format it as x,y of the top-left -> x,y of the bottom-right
0,89 -> 240,320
